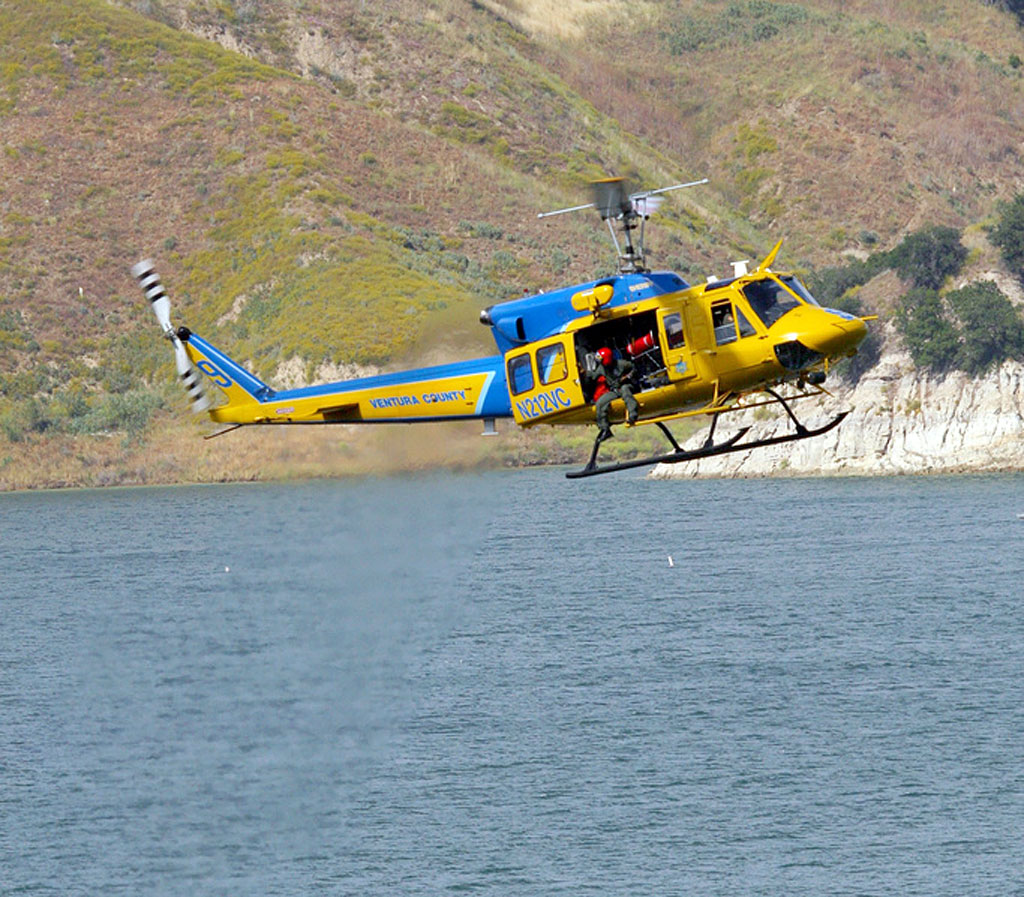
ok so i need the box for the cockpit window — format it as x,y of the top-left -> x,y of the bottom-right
743,279 -> 800,327
780,275 -> 820,307
736,307 -> 757,338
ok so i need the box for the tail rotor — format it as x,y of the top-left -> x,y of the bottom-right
131,260 -> 213,413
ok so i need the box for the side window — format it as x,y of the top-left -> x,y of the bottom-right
663,312 -> 685,350
507,353 -> 534,395
536,343 -> 568,385
712,302 -> 737,345
736,307 -> 757,338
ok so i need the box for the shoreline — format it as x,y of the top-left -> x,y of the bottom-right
4,424 -> 1023,493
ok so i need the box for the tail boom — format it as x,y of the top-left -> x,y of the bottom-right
133,258 -> 512,428
181,331 -> 511,426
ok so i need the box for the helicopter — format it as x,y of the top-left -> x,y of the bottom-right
133,177 -> 871,478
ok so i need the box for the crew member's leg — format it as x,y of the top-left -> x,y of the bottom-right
595,392 -> 614,437
621,385 -> 639,424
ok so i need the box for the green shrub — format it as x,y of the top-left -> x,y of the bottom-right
0,308 -> 39,351
1,399 -> 46,442
947,281 -> 1024,374
69,389 -> 164,440
664,1 -> 813,53
807,254 -> 889,305
0,386 -> 164,444
895,280 -> 1024,375
458,220 -> 504,239
809,226 -> 969,311
989,192 -> 1024,281
889,225 -> 967,289
895,288 -> 961,372
437,101 -> 495,144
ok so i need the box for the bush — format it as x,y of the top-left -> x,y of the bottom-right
0,397 -> 61,443
947,281 -> 1024,374
889,225 -> 967,289
989,192 -> 1024,281
458,220 -> 504,239
807,254 -> 888,305
664,1 -> 813,53
68,389 -> 164,443
895,280 -> 1024,375
808,225 -> 967,304
0,388 -> 164,444
895,288 -> 961,372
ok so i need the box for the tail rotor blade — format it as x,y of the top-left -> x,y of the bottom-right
132,258 -> 212,414
173,337 -> 213,413
131,259 -> 172,333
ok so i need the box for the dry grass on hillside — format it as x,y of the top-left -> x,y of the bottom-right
474,0 -> 649,38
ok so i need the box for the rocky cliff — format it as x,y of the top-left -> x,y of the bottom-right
651,337 -> 1024,479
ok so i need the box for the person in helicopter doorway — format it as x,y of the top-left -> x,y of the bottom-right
587,346 -> 639,441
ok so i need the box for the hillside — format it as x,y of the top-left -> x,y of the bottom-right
2,0 -> 1024,488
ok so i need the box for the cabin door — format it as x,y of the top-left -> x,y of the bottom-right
657,309 -> 697,382
506,333 -> 587,426
706,297 -> 769,385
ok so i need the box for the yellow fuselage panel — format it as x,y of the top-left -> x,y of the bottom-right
206,372 -> 490,424
518,277 -> 868,428
773,304 -> 868,356
519,373 -> 720,428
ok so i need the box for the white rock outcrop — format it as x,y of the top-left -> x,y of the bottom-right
651,348 -> 1024,479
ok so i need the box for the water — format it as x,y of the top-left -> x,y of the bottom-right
2,471 -> 1023,896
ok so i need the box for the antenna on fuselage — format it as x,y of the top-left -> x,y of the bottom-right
538,177 -> 708,274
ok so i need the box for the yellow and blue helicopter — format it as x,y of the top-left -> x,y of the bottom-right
133,178 -> 870,478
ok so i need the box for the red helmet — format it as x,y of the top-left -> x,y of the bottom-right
596,347 -> 613,365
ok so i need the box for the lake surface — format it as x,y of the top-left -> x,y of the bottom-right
2,470 -> 1023,896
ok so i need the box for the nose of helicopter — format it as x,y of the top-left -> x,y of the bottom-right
798,308 -> 868,358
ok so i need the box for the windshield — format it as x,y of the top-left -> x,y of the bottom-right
742,278 -> 801,328
780,275 -> 820,307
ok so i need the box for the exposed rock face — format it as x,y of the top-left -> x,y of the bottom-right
651,349 -> 1024,479
271,357 -> 381,390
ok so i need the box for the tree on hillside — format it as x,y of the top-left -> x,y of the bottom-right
989,193 -> 1024,282
895,288 -> 962,372
806,255 -> 888,306
807,225 -> 966,309
889,226 -> 968,290
947,281 -> 1024,374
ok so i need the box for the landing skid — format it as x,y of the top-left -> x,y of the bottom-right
566,393 -> 848,479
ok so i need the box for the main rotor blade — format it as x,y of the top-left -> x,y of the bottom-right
631,178 -> 710,201
537,200 -> 595,219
